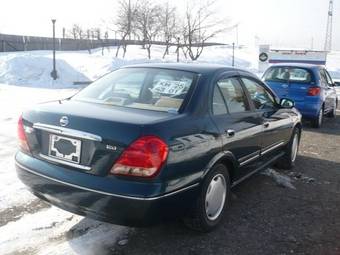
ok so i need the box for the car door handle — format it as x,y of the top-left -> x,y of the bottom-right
225,129 -> 235,137
263,122 -> 270,128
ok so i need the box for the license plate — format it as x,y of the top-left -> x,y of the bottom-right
48,134 -> 81,164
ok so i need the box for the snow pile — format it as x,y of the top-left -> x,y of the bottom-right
0,85 -> 78,210
0,206 -> 128,255
262,168 -> 296,189
0,45 -> 258,88
0,54 -> 89,88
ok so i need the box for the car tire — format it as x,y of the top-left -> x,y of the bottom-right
327,100 -> 337,118
276,128 -> 300,170
311,107 -> 323,128
183,164 -> 231,232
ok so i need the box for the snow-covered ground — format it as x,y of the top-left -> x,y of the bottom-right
0,45 -> 340,255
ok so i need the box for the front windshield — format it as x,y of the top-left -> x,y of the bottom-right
73,68 -> 196,112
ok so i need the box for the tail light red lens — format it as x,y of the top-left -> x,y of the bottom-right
17,115 -> 31,153
307,87 -> 321,96
110,136 -> 168,178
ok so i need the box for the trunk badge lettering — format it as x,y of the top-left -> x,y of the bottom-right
106,145 -> 117,151
60,116 -> 69,127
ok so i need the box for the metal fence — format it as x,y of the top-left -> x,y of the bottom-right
0,33 -> 226,52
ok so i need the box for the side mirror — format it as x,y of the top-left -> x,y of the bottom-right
280,98 -> 295,109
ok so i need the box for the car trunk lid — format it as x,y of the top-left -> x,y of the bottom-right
23,99 -> 175,176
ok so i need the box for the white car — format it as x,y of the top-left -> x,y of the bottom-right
333,79 -> 340,102
329,71 -> 340,102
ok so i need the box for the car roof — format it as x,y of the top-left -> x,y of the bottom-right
121,63 -> 253,76
269,63 -> 322,70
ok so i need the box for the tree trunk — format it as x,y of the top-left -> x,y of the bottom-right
123,44 -> 127,58
162,43 -> 170,59
116,44 -> 121,57
147,44 -> 151,59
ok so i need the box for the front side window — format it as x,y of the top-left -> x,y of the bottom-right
73,68 -> 196,112
216,78 -> 249,113
242,78 -> 275,110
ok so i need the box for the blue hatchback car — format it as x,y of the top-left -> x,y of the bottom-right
263,64 -> 338,128
16,64 -> 302,232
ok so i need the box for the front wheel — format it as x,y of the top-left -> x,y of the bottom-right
183,164 -> 230,232
311,107 -> 323,128
276,128 -> 300,170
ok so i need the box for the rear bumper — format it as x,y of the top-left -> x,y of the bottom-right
15,153 -> 200,227
294,100 -> 322,119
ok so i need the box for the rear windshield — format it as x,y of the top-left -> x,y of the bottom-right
73,68 -> 196,112
264,67 -> 313,83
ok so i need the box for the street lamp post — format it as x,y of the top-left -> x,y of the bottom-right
50,19 -> 58,80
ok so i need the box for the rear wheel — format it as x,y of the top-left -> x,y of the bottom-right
183,164 -> 230,232
276,128 -> 300,170
311,107 -> 323,128
327,100 -> 337,118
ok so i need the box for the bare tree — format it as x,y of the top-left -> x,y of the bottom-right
135,0 -> 162,59
182,0 -> 229,60
160,2 -> 178,59
68,24 -> 86,39
113,0 -> 138,58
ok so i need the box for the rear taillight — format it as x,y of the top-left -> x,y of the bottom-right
110,136 -> 168,178
17,115 -> 31,153
307,87 -> 321,96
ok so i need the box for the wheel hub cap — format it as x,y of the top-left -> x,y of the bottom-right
291,134 -> 299,162
205,174 -> 226,221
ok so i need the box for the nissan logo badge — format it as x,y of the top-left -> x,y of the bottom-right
60,116 -> 69,127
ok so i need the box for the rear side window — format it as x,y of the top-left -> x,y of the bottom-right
212,77 -> 249,115
264,67 -> 313,83
72,68 -> 196,112
321,69 -> 334,86
212,86 -> 228,115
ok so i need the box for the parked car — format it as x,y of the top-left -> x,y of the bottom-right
328,71 -> 340,101
262,64 -> 338,128
334,79 -> 340,101
16,64 -> 302,232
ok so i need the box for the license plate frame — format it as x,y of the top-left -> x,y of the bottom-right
48,134 -> 82,164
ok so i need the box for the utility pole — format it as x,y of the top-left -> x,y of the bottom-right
50,19 -> 58,80
232,42 -> 235,67
324,0 -> 333,51
176,37 -> 180,63
235,24 -> 239,46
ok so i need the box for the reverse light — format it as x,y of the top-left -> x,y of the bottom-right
17,115 -> 31,153
110,136 -> 168,178
307,87 -> 321,96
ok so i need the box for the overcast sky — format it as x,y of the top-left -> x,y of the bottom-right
0,0 -> 339,50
